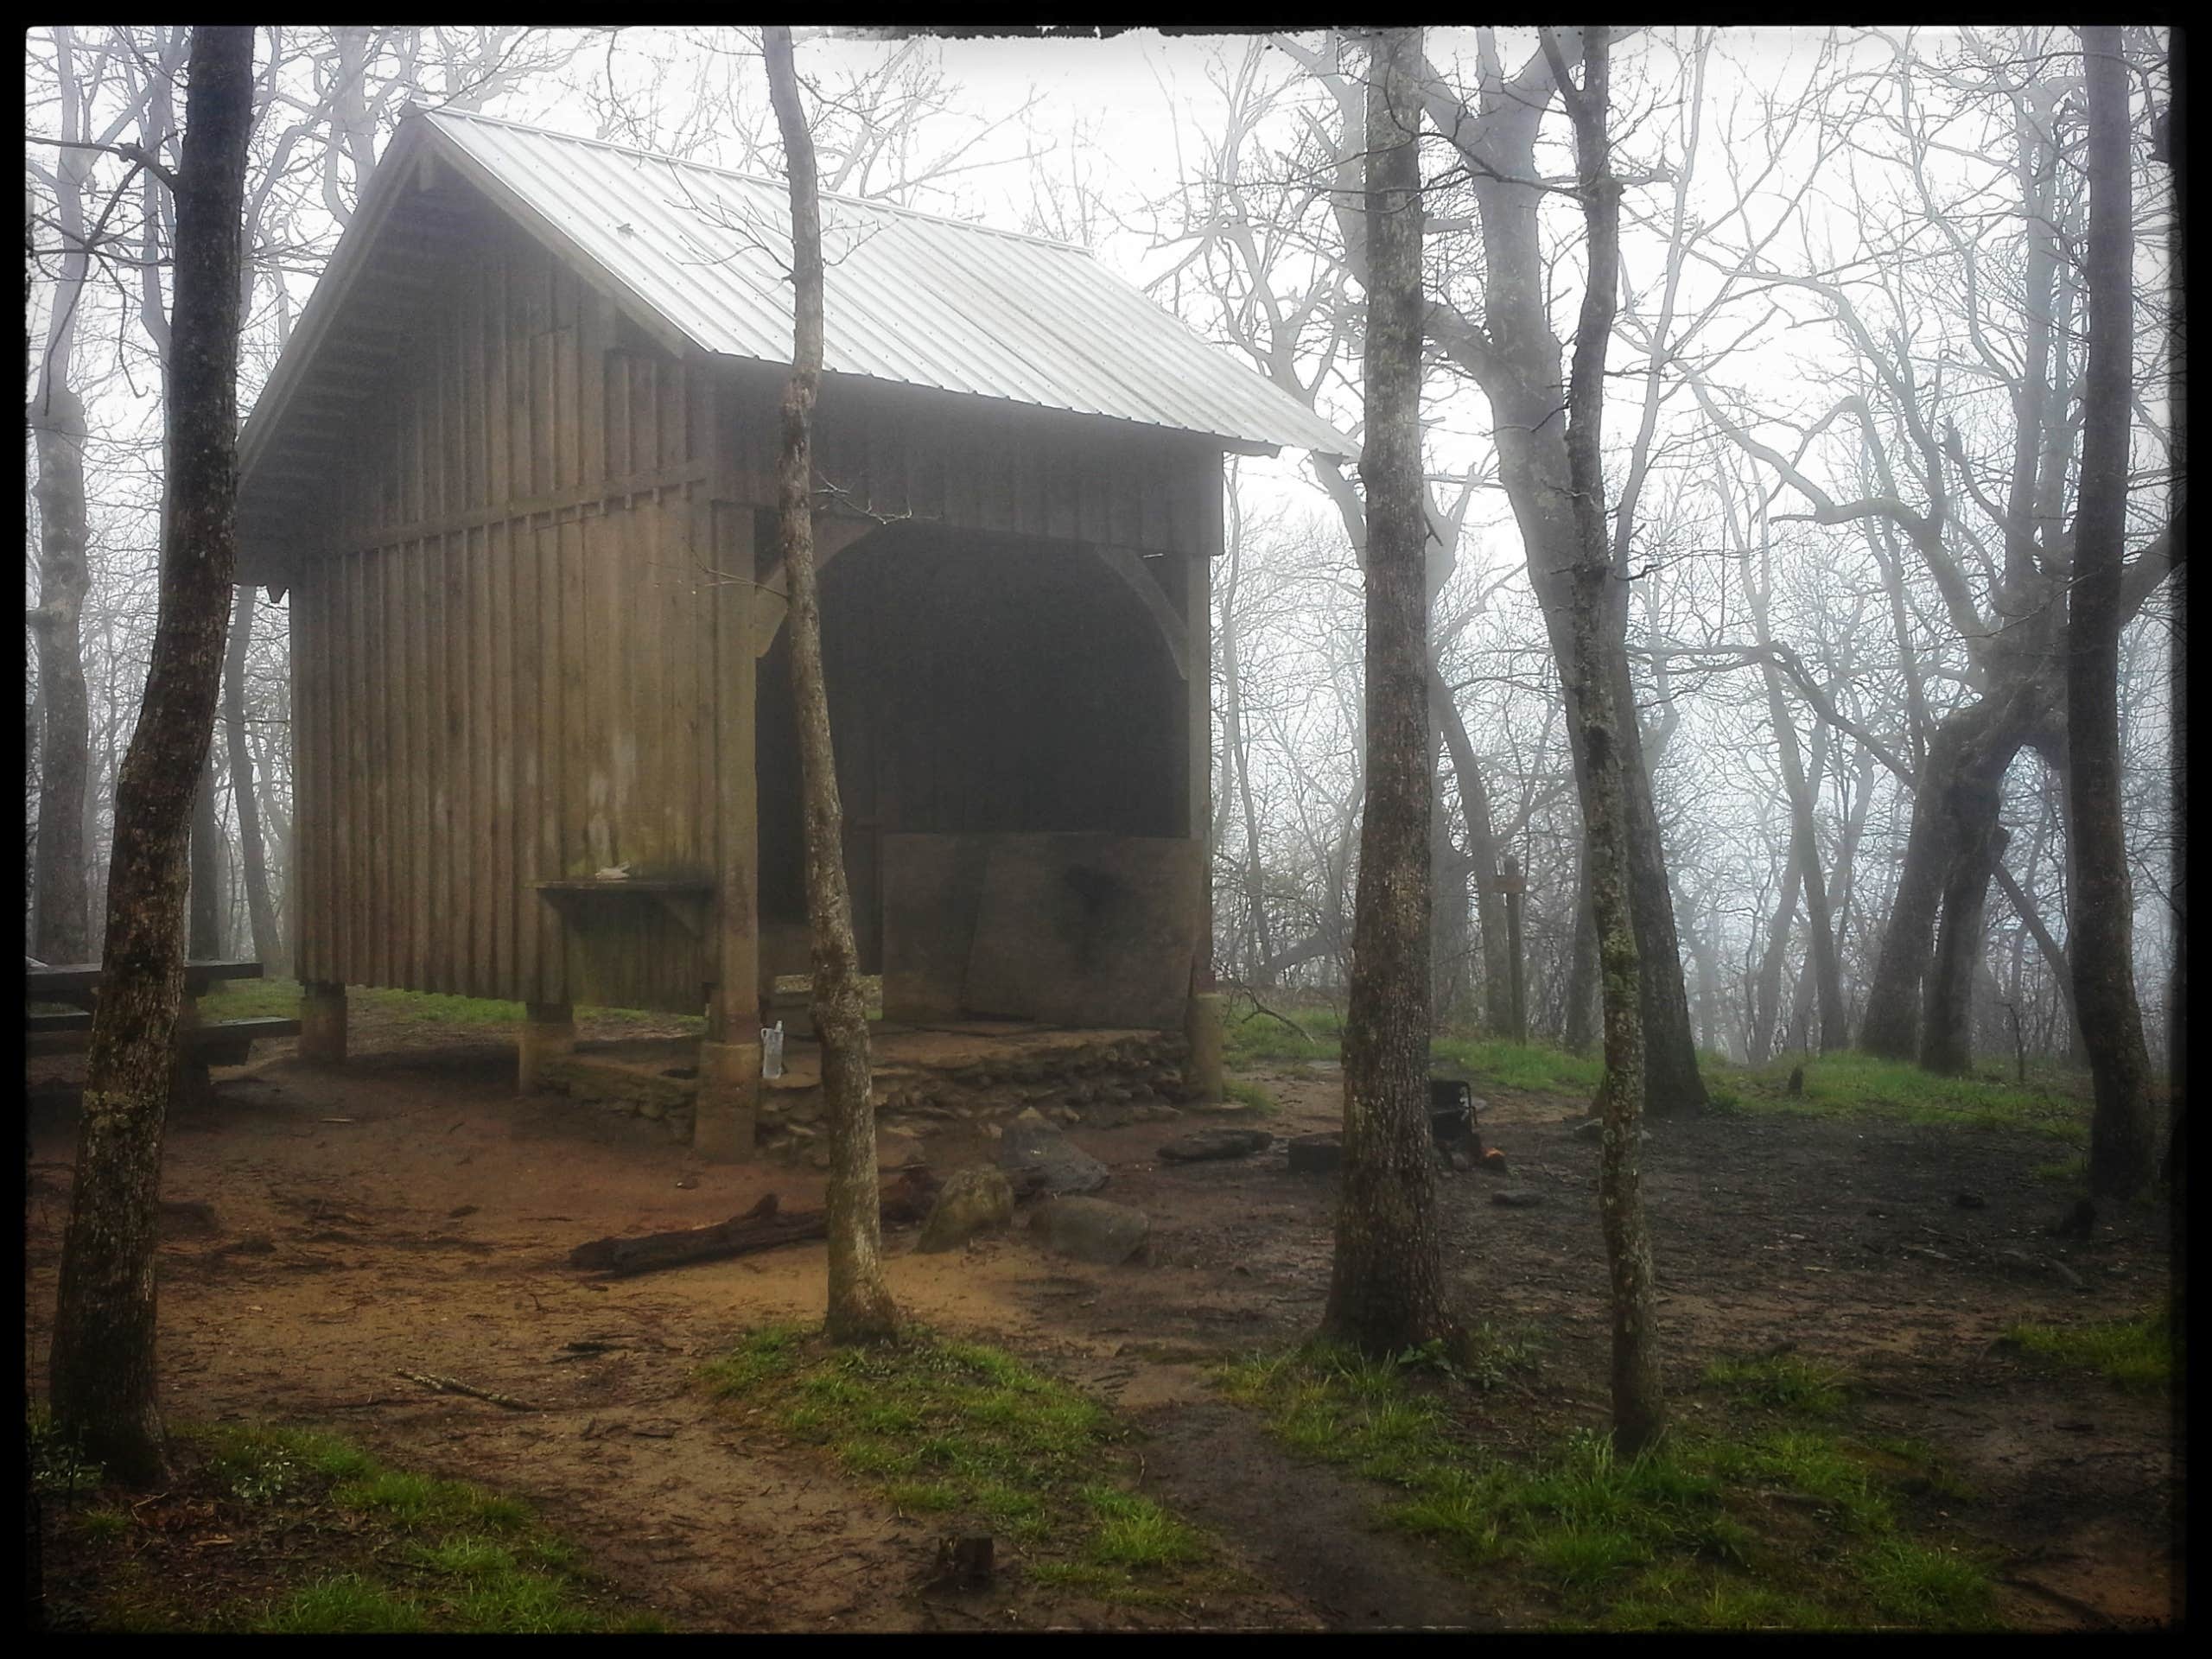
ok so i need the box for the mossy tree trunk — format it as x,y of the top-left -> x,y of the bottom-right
1321,25 -> 1451,1357
1547,23 -> 1663,1456
764,24 -> 900,1344
48,23 -> 255,1486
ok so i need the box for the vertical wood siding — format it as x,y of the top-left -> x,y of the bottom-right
292,219 -> 714,1011
290,210 -> 1225,1014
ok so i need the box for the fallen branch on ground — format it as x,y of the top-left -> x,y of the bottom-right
565,1168 -> 941,1278
394,1370 -> 541,1411
1221,980 -> 1319,1046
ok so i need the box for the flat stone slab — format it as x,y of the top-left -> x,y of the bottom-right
998,1119 -> 1109,1197
916,1166 -> 1015,1253
1028,1195 -> 1150,1265
1157,1128 -> 1273,1164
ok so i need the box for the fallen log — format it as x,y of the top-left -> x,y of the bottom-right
568,1169 -> 940,1277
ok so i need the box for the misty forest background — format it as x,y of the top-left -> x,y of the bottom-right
27,25 -> 2179,1081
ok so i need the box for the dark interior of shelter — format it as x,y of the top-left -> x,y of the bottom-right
755,521 -> 1188,982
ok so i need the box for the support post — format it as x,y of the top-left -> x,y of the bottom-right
299,978 -> 347,1064
1185,989 -> 1226,1104
1181,546 -> 1221,1099
517,1001 -> 575,1095
700,494 -> 761,1160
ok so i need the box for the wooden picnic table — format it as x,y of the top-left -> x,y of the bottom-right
26,957 -> 267,1007
23,957 -> 301,1065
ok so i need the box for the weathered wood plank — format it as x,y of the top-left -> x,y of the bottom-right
360,550 -> 386,987
292,575 -> 317,982
607,353 -> 632,482
531,331 -> 554,500
555,321 -> 580,494
661,355 -> 687,473
512,521 -> 542,1000
470,524 -> 496,996
444,531 -> 472,996
491,518 -> 518,999
537,522 -> 568,1003
634,356 -> 660,484
407,541 -> 432,992
486,239 -> 512,518
421,537 -> 447,993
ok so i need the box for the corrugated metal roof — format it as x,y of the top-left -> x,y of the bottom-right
418,108 -> 1351,457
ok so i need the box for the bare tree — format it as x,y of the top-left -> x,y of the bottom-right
24,26 -> 154,963
764,24 -> 899,1345
48,22 -> 256,1484
1545,23 -> 1663,1456
1409,29 -> 1709,1112
1322,26 -> 1452,1357
2069,27 -> 2159,1199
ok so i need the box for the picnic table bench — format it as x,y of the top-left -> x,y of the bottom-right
23,957 -> 301,1065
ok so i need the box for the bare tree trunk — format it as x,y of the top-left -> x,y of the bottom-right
1562,868 -> 1599,1051
1416,31 -> 1705,1112
189,746 -> 225,957
1862,689 -> 2039,1060
48,23 -> 254,1486
1433,687 -> 1511,1032
27,29 -> 104,966
222,583 -> 280,969
1548,23 -> 1661,1454
1323,26 -> 1450,1356
29,385 -> 93,964
1751,847 -> 1802,1063
2071,26 -> 2159,1199
1219,524 -> 1276,984
764,26 -> 899,1345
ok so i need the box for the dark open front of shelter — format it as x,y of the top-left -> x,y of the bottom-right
233,108 -> 1346,1155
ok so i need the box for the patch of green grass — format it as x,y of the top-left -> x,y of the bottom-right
1221,1001 -> 1344,1065
1215,1345 -> 1994,1630
1081,1487 -> 1206,1567
257,1574 -> 429,1634
1592,1567 -> 1843,1630
181,1423 -> 373,1503
2004,1302 -> 2176,1392
124,1424 -> 659,1633
1224,1078 -> 1278,1115
1853,1536 -> 1998,1628
703,1324 -> 1219,1599
2030,1155 -> 2089,1185
201,976 -> 706,1033
75,1507 -> 132,1543
28,1405 -> 103,1498
1430,1037 -> 1605,1096
1730,1051 -> 2089,1144
1702,1353 -> 1850,1417
404,1535 -> 518,1580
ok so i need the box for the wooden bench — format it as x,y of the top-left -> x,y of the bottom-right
25,1009 -> 302,1060
23,959 -> 299,1068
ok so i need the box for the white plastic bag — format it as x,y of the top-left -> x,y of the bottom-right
761,1020 -> 785,1080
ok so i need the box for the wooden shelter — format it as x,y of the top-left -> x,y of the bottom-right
236,109 -> 1346,1154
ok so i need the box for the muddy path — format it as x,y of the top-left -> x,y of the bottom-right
22,1028 -> 2179,1630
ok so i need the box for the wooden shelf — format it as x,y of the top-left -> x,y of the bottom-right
531,879 -> 715,939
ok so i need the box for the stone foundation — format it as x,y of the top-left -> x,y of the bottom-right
534,1022 -> 1191,1163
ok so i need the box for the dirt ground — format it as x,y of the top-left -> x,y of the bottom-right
22,1010 -> 2182,1631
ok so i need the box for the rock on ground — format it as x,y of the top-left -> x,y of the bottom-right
1027,1196 -> 1150,1265
915,1166 -> 1016,1254
876,1128 -> 926,1171
1156,1128 -> 1274,1164
997,1120 -> 1109,1197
